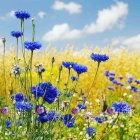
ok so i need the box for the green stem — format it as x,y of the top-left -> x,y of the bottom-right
2,38 -> 6,98
16,37 -> 19,63
86,62 -> 100,98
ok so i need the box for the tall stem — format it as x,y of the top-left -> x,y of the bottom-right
16,37 -> 19,63
30,50 -> 34,88
2,38 -> 6,98
86,62 -> 100,98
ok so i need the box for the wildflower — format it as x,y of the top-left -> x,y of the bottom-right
77,104 -> 86,110
16,120 -> 22,126
71,76 -> 78,81
24,41 -> 42,51
71,108 -> 78,114
15,11 -> 30,19
11,31 -> 23,38
34,63 -> 45,74
118,76 -> 123,80
63,114 -> 75,128
90,53 -> 109,63
104,70 -> 110,77
10,64 -> 22,76
130,86 -> 139,92
32,82 -> 60,104
107,86 -> 114,90
0,107 -> 8,114
43,86 -> 60,104
135,80 -> 140,84
5,120 -> 11,128
107,108 -> 113,114
95,117 -> 103,123
31,82 -> 51,98
62,61 -> 76,69
72,64 -> 88,75
36,105 -> 46,116
11,93 -> 25,102
109,72 -> 115,77
15,101 -> 33,111
112,101 -> 130,114
38,110 -> 59,123
109,76 -> 115,81
86,127 -> 96,136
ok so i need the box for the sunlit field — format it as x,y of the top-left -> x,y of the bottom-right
0,10 -> 140,140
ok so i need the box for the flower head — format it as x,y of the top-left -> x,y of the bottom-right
15,101 -> 33,111
77,104 -> 86,110
10,64 -> 22,76
86,127 -> 96,136
5,120 -> 11,128
91,53 -> 109,63
34,63 -> 45,74
31,82 -> 60,104
71,76 -> 78,81
0,107 -> 8,114
36,105 -> 46,116
71,108 -> 78,115
112,101 -> 130,114
11,31 -> 23,38
24,41 -> 42,51
63,114 -> 75,128
15,11 -> 30,19
72,64 -> 88,74
62,61 -> 76,69
11,93 -> 25,102
95,117 -> 103,123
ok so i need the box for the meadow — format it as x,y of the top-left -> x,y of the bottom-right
0,10 -> 140,140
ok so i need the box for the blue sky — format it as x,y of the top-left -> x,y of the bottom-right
0,0 -> 140,50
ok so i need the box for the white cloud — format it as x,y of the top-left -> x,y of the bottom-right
37,11 -> 46,19
122,34 -> 140,50
84,1 -> 128,34
8,10 -> 15,17
43,1 -> 128,42
53,1 -> 82,14
42,23 -> 82,41
0,10 -> 15,20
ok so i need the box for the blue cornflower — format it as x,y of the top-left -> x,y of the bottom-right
71,76 -> 78,81
15,11 -> 30,19
108,86 -> 114,90
43,86 -> 60,104
86,127 -> 96,136
90,53 -> 109,63
16,120 -> 22,126
62,61 -> 76,69
15,101 -> 33,111
36,105 -> 46,116
118,76 -> 123,80
127,77 -> 133,84
31,82 -> 51,98
112,79 -> 119,85
11,93 -> 25,102
109,76 -> 115,81
130,86 -> 139,92
63,114 -> 75,128
77,104 -> 86,109
112,101 -> 130,114
135,80 -> 140,84
38,111 -> 59,123
104,70 -> 110,77
5,120 -> 11,128
24,41 -> 42,51
11,31 -> 23,38
72,64 -> 88,74
95,117 -> 103,123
